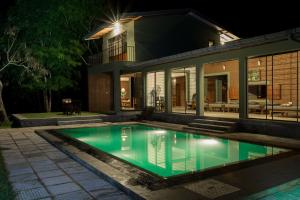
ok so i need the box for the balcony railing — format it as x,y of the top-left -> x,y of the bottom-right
88,46 -> 135,65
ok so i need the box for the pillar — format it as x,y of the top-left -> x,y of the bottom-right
196,63 -> 205,116
239,56 -> 248,119
165,68 -> 172,113
113,69 -> 121,113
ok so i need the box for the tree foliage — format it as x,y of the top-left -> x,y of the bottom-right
7,0 -> 104,111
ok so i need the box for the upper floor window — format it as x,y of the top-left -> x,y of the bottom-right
108,32 -> 127,62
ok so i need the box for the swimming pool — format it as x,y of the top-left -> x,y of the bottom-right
57,124 -> 289,178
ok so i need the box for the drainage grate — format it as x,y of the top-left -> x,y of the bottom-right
184,179 -> 240,199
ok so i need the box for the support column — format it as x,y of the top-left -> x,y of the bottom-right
196,64 -> 205,116
165,68 -> 172,113
239,56 -> 248,119
113,69 -> 121,113
141,71 -> 146,110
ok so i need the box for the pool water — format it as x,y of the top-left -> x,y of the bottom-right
58,124 -> 288,178
245,178 -> 300,200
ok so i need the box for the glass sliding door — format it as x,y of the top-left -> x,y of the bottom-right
146,71 -> 165,112
203,60 -> 239,118
248,51 -> 299,122
146,73 -> 155,107
171,66 -> 196,114
120,72 -> 142,110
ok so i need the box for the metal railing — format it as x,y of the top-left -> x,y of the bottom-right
88,46 -> 135,65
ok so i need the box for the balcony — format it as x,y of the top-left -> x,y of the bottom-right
88,46 -> 135,65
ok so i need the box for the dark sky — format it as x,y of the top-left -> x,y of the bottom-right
110,0 -> 300,38
1,0 -> 300,38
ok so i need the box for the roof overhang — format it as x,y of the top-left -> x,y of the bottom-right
85,16 -> 142,40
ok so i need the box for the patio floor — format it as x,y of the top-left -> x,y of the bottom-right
0,126 -> 131,200
0,122 -> 299,200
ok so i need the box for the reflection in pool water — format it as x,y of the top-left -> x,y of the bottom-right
59,124 -> 288,178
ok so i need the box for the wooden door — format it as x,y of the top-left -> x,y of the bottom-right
88,73 -> 113,112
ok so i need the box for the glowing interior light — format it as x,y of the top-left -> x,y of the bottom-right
113,21 -> 121,34
151,130 -> 167,135
199,139 -> 219,145
257,59 -> 261,66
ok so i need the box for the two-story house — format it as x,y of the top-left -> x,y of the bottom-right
85,9 -> 238,113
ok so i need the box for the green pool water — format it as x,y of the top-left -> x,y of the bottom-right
58,124 -> 288,178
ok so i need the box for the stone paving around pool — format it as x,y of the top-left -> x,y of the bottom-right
0,122 -> 300,200
0,126 -> 131,200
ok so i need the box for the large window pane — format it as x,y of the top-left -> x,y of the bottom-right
120,72 -> 142,110
155,72 -> 165,112
146,71 -> 165,112
248,51 -> 299,122
146,72 -> 155,107
186,67 -> 196,114
171,66 -> 196,114
203,60 -> 239,118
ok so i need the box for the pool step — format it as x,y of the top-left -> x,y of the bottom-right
185,118 -> 237,133
184,126 -> 225,133
57,119 -> 103,126
194,119 -> 236,126
189,123 -> 231,131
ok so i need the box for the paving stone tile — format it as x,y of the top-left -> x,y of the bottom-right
13,180 -> 43,192
9,167 -> 34,176
54,190 -> 93,200
91,190 -> 130,200
63,166 -> 89,174
57,161 -> 81,169
7,162 -> 31,170
9,173 -> 38,183
37,169 -> 65,179
28,156 -> 50,162
47,182 -> 81,196
32,163 -> 59,172
79,179 -> 112,191
89,186 -> 121,197
42,175 -> 72,186
5,158 -> 27,165
16,187 -> 50,200
184,179 -> 240,199
30,159 -> 54,167
69,172 -> 99,182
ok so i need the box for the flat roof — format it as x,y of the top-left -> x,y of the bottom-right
132,27 -> 300,68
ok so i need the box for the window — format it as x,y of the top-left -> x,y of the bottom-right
146,71 -> 165,112
247,51 -> 300,122
108,32 -> 127,62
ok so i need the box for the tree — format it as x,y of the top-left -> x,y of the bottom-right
8,0 -> 104,112
0,27 -> 37,122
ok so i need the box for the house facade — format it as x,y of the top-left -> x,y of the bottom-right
86,9 -> 300,128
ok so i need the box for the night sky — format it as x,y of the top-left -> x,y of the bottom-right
1,0 -> 300,38
108,0 -> 300,38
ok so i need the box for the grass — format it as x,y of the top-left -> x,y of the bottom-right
0,121 -> 12,129
0,150 -> 15,200
20,111 -> 102,119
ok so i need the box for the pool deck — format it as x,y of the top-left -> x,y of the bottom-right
1,121 -> 300,200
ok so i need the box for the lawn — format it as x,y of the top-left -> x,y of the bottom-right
20,111 -> 101,119
0,121 -> 12,129
0,150 -> 15,200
